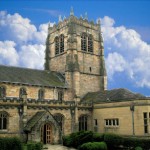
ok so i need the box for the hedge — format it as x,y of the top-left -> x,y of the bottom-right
0,137 -> 23,150
123,137 -> 150,150
79,142 -> 107,150
63,131 -> 150,150
63,131 -> 94,148
26,142 -> 43,150
104,133 -> 123,149
135,147 -> 143,150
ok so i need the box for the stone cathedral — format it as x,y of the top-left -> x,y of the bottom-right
0,10 -> 150,144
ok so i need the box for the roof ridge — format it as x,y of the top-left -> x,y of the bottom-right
0,64 -> 45,72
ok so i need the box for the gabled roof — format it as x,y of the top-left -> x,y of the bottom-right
24,111 -> 45,132
82,88 -> 146,103
0,65 -> 66,88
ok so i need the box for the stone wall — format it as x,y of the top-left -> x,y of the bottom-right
0,83 -> 71,101
93,100 -> 150,136
80,73 -> 100,97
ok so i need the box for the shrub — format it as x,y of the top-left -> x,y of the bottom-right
79,142 -> 107,150
104,133 -> 123,149
0,137 -> 22,150
62,135 -> 72,147
27,142 -> 43,150
63,131 -> 94,148
93,133 -> 104,142
135,146 -> 143,150
123,137 -> 150,150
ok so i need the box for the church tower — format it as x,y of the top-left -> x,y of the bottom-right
44,9 -> 107,101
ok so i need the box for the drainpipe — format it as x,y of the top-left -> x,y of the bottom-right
130,103 -> 135,135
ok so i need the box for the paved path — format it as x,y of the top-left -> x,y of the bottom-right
43,144 -> 76,150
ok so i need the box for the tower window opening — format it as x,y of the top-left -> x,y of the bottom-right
88,35 -> 93,52
55,37 -> 59,55
60,34 -> 64,53
81,33 -> 87,51
55,34 -> 64,55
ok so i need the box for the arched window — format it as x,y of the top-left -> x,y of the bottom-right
38,89 -> 44,100
0,112 -> 8,130
55,36 -> 59,55
60,34 -> 64,53
88,35 -> 93,52
58,91 -> 64,102
0,86 -> 6,98
81,33 -> 87,51
79,115 -> 88,131
54,114 -> 64,131
19,87 -> 26,98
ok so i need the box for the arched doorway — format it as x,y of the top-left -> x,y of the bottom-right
41,123 -> 52,144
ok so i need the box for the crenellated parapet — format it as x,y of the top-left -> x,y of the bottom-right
48,13 -> 99,34
0,97 -> 92,110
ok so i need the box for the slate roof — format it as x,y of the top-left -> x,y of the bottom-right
82,88 -> 146,103
0,65 -> 66,88
24,111 -> 45,132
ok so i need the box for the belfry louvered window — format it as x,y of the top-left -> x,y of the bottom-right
60,34 -> 64,53
0,112 -> 8,130
88,35 -> 93,52
0,86 -> 6,98
55,34 -> 64,55
81,33 -> 87,51
81,33 -> 93,53
55,36 -> 59,55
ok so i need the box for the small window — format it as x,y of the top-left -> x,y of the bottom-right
55,36 -> 59,55
0,86 -> 6,98
0,112 -> 8,130
81,33 -> 87,51
88,35 -> 93,52
94,119 -> 98,126
60,34 -> 64,53
58,91 -> 63,102
89,67 -> 92,72
105,119 -> 108,126
105,119 -> 119,127
19,88 -> 26,98
143,112 -> 148,134
38,89 -> 44,100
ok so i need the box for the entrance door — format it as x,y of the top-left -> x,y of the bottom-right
41,124 -> 52,144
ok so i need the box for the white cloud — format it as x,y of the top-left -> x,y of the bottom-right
106,52 -> 126,79
0,11 -> 37,43
19,44 -> 45,69
0,11 -> 50,69
101,16 -> 150,88
0,41 -> 19,65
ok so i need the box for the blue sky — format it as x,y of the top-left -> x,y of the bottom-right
0,0 -> 150,96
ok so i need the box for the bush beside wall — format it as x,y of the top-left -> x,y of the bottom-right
79,142 -> 107,150
63,131 -> 150,150
26,142 -> 43,150
0,137 -> 22,150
